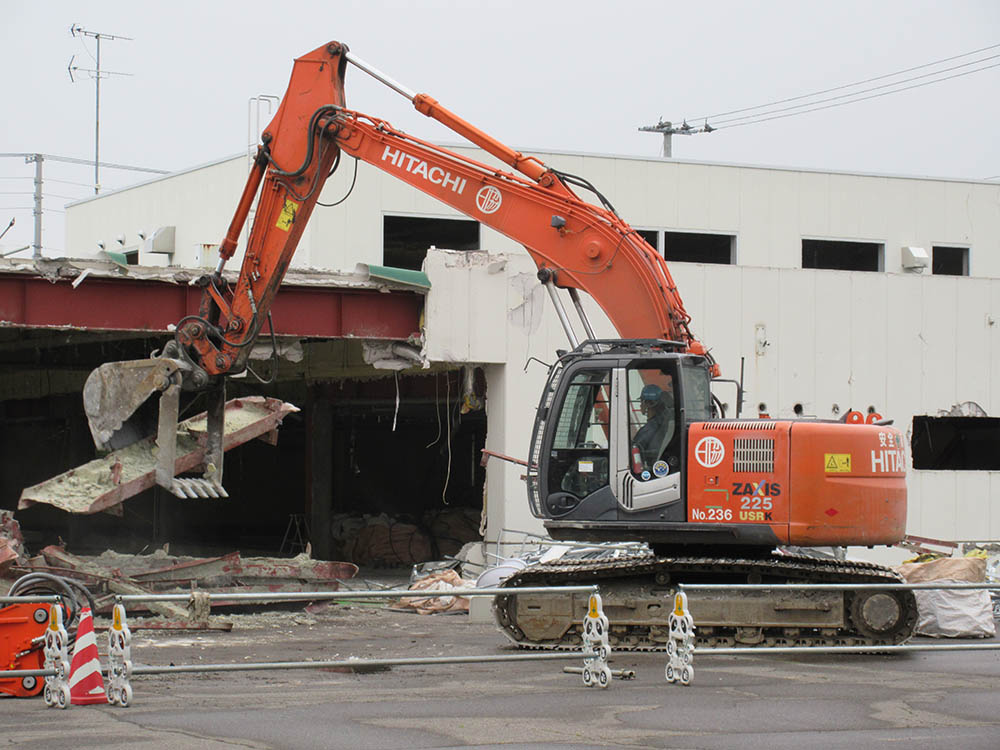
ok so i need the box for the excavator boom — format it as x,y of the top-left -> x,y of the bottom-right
82,40 -> 713,497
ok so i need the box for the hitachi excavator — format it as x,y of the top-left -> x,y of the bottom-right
83,41 -> 917,648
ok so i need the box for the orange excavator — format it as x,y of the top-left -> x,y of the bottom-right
82,42 -> 916,648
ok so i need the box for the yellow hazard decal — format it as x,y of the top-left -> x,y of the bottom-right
825,453 -> 852,473
276,198 -> 300,231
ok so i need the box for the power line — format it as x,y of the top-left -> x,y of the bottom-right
0,153 -> 169,174
690,42 -> 1000,122
713,53 -> 1000,127
719,60 -> 1000,129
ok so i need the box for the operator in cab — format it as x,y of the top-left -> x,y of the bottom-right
633,384 -> 674,471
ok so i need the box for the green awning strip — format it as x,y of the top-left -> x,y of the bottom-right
362,264 -> 431,290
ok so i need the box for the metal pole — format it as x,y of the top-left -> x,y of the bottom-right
0,595 -> 61,604
344,51 -> 417,101
113,585 -> 598,604
128,651 -> 591,676
568,288 -> 598,341
95,34 -> 101,195
30,154 -> 42,258
678,582 -> 1000,591
0,651 -> 594,680
543,280 -> 581,349
696,643 -> 1000,656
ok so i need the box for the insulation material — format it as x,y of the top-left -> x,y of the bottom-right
425,508 -> 482,557
896,557 -> 995,638
391,569 -> 472,614
333,510 -> 482,566
335,514 -> 433,567
910,587 -> 996,638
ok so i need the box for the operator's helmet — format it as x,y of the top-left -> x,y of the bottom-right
640,384 -> 663,404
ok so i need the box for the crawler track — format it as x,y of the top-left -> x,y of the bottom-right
494,551 -> 917,650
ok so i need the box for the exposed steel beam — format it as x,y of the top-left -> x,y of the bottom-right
0,274 -> 423,340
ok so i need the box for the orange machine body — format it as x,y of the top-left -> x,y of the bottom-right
686,421 -> 907,547
0,602 -> 49,698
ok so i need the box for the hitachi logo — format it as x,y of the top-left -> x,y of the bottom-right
871,449 -> 905,473
381,146 -> 467,194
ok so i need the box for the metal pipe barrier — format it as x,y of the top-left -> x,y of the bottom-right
9,583 -> 628,708
666,581 -> 1000,687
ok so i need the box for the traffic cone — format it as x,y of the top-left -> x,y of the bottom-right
68,607 -> 107,705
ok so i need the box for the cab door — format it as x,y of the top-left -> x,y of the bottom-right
613,363 -> 683,514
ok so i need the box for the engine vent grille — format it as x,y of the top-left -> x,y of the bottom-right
708,421 -> 778,431
733,438 -> 775,473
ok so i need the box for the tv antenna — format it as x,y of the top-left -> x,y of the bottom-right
68,24 -> 133,195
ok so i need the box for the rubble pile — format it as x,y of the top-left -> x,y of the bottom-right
332,507 -> 481,566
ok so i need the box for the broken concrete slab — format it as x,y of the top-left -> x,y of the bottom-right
18,396 -> 298,514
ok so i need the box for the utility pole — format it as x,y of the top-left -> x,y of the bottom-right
26,154 -> 43,259
638,119 -> 714,158
68,25 -> 132,195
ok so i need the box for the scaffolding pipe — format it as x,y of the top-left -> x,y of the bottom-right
695,643 -> 1000,656
679,582 -> 1000,592
113,585 -> 597,605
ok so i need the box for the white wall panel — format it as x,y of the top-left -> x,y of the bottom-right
952,473 -> 992,541
675,163 -> 712,231
797,171 -> 830,239
737,169 -> 771,268
955,279 -> 993,407
740,267 -> 781,415
884,275 -> 924,419
848,272 -> 888,411
919,275 -> 959,413
775,269 -> 817,415
916,471 -> 958,540
812,271 -> 853,417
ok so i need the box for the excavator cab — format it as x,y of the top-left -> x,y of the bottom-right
527,341 -> 714,528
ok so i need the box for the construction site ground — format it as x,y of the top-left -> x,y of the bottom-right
2,580 -> 999,750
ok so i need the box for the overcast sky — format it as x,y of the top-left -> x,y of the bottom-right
2,0 -> 998,255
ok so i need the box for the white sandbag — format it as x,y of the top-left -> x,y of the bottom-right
913,582 -> 996,638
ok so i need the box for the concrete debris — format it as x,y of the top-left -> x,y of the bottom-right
18,397 -> 299,515
936,400 -> 989,417
391,569 -> 474,615
0,511 -> 27,573
5,545 -> 358,630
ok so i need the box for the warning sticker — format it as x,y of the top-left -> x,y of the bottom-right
276,198 -> 300,231
825,453 -> 852,473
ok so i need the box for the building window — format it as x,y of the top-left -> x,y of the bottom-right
636,229 -> 660,252
664,232 -> 735,265
911,416 -> 1000,470
383,215 -> 480,270
932,246 -> 969,276
802,239 -> 882,272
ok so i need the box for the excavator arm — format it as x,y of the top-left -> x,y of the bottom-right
83,40 -> 713,498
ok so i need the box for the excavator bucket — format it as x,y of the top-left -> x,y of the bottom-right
81,357 -> 231,499
83,358 -> 186,450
